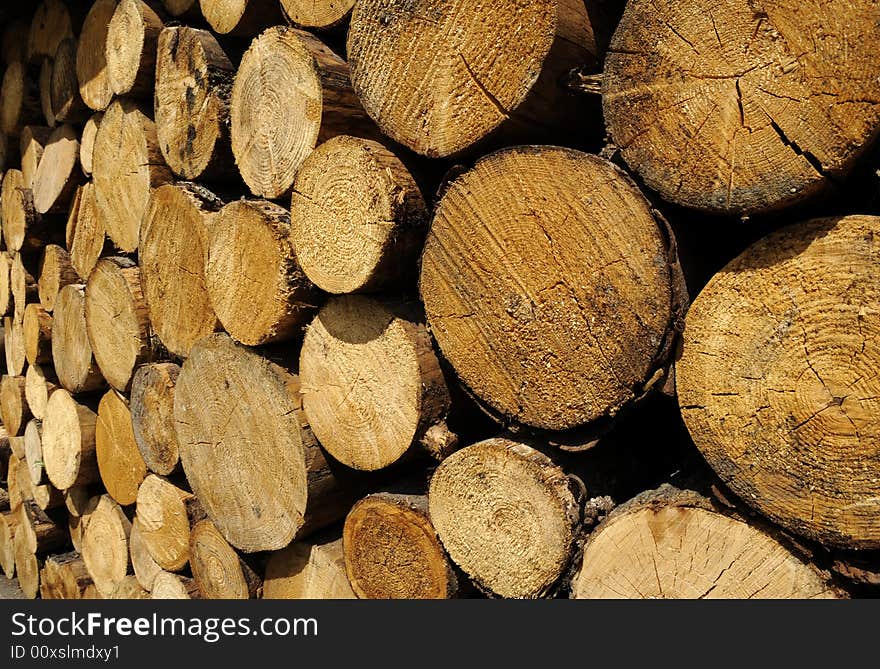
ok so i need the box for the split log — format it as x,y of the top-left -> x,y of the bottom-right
50,37 -> 88,123
421,147 -> 683,432
15,499 -> 68,554
205,199 -> 317,346
343,493 -> 456,599
200,0 -> 283,36
93,98 -> 174,252
32,123 -> 82,216
130,362 -> 181,476
0,61 -> 42,136
110,575 -> 150,599
190,519 -> 262,599
20,126 -> 51,190
13,530 -> 39,598
107,0 -> 165,99
39,57 -> 55,127
572,487 -> 841,599
151,571 -> 199,598
280,0 -> 355,30
0,253 -> 11,316
289,135 -> 428,294
174,333 -> 354,552
136,474 -> 205,571
301,296 -> 454,471
2,19 -> 28,66
96,390 -> 148,506
23,304 -> 52,365
76,0 -> 117,111
428,437 -> 581,598
38,244 -> 78,312
85,257 -> 157,391
155,27 -> 235,181
347,0 -> 599,157
27,0 -> 74,64
81,494 -> 132,597
4,317 -> 26,378
79,112 -> 102,176
1,375 -> 30,437
67,183 -> 105,281
52,284 -> 106,394
40,551 -> 93,600
677,215 -> 880,549
230,26 -> 373,199
1,170 -> 39,254
130,517 -> 162,591
24,419 -> 48,486
42,389 -> 99,490
0,511 -> 20,577
140,183 -> 221,357
603,0 -> 880,215
11,253 -> 38,323
24,364 -> 57,421
263,538 -> 355,599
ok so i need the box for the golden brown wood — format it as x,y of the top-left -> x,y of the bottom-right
96,389 -> 148,506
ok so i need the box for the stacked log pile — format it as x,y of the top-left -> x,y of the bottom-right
0,0 -> 878,600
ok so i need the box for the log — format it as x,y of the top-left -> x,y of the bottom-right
343,493 -> 456,599
52,284 -> 106,394
151,571 -> 199,598
20,126 -> 52,191
23,303 -> 52,365
25,364 -> 58,421
39,57 -> 55,127
67,183 -> 105,282
96,389 -> 148,506
110,574 -> 150,599
230,26 -> 373,199
130,362 -> 181,476
85,257 -> 157,392
190,519 -> 262,599
161,0 -> 200,18
93,98 -> 174,252
11,252 -> 39,323
32,123 -> 82,216
15,499 -> 68,554
107,0 -> 165,99
79,112 -> 102,176
24,419 -> 48,486
200,0 -> 283,36
140,183 -> 222,357
1,375 -> 31,437
0,511 -> 20,577
603,0 -> 880,215
0,253 -> 11,316
81,494 -> 131,597
263,538 -> 355,599
420,147 -> 684,432
136,474 -> 205,571
129,517 -> 162,591
13,530 -> 39,598
155,27 -> 236,181
4,317 -> 26,377
2,19 -> 28,66
289,136 -> 428,294
346,0 -> 599,157
50,37 -> 88,123
572,486 -> 842,599
174,333 -> 353,552
205,199 -> 318,346
280,0 -> 355,30
33,482 -> 64,512
27,0 -> 74,64
1,170 -> 40,254
0,61 -> 42,136
65,485 -> 97,519
428,437 -> 580,598
42,389 -> 99,490
677,215 -> 880,549
301,296 -> 454,471
40,551 -> 93,599
76,0 -> 117,111
38,244 -> 78,312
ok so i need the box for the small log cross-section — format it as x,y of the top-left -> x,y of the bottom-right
130,363 -> 182,476
290,136 -> 428,294
280,0 -> 355,30
40,551 -> 93,600
206,199 -> 317,346
300,296 -> 454,471
1,375 -> 31,437
32,123 -> 81,215
677,215 -> 880,549
53,284 -> 106,394
130,517 -> 162,592
41,390 -> 99,491
151,572 -> 200,599
27,1 -> 74,63
140,183 -> 222,357
38,244 -> 78,312
155,26 -> 236,181
572,487 -> 841,599
200,0 -> 283,36
79,113 -> 102,177
76,0 -> 117,112
25,364 -> 58,421
1,170 -> 39,254
136,474 -> 205,572
82,494 -> 132,597
85,257 -> 157,392
174,333 -> 350,552
603,0 -> 880,214
230,26 -> 372,199
67,183 -> 105,282
20,126 -> 51,191
96,390 -> 148,506
106,0 -> 165,100
263,538 -> 355,599
0,61 -> 42,137
344,493 -> 456,599
190,519 -> 262,599
421,147 -> 682,432
50,38 -> 88,124
428,438 -> 581,598
23,303 -> 53,366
